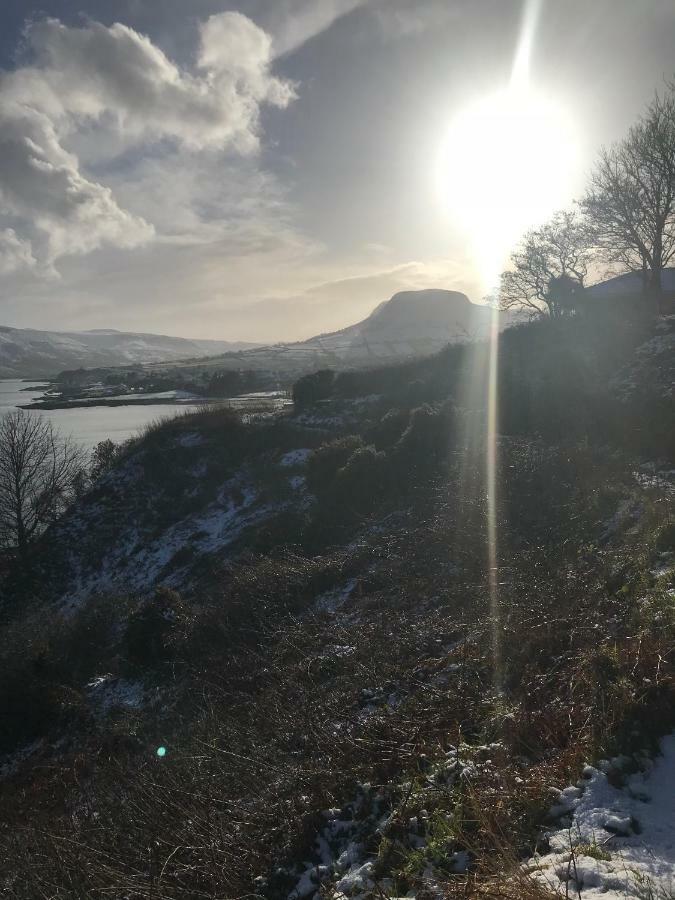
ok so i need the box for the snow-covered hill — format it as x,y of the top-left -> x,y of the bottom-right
0,325 -> 257,378
296,289 -> 508,361
195,289 -> 513,376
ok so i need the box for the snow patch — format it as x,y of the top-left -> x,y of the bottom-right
315,579 -> 357,614
177,432 -> 205,448
529,734 -> 675,898
280,448 -> 311,467
86,675 -> 144,716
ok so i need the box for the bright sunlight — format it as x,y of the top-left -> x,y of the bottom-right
437,87 -> 581,290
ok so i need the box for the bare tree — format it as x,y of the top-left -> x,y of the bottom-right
582,85 -> 675,305
0,410 -> 85,559
498,210 -> 592,318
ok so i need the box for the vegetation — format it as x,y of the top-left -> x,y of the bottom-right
0,307 -> 672,897
0,410 -> 84,561
2,77 -> 675,889
498,209 -> 592,317
499,81 -> 675,318
583,84 -> 675,299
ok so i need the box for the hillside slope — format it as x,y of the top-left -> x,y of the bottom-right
0,325 -> 257,378
164,289 -> 513,379
0,314 -> 673,899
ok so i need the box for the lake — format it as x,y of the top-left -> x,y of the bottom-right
0,380 -> 201,452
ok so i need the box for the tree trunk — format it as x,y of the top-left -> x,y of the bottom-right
646,267 -> 663,315
15,513 -> 28,563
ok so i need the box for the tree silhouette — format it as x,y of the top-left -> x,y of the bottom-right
498,210 -> 592,318
0,410 -> 84,560
583,85 -> 675,307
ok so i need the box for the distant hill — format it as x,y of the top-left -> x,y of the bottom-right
190,289 -> 512,376
1,290 -> 510,382
0,326 -> 258,378
298,289 -> 503,359
585,268 -> 675,298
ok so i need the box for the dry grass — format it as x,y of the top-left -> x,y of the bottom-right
0,424 -> 673,897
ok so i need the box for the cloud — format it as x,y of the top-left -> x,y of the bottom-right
370,0 -> 459,39
267,0 -> 369,56
0,13 -> 295,271
0,228 -> 37,275
0,104 -> 154,266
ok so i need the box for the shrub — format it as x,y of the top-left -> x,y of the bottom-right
392,402 -> 455,473
334,445 -> 390,516
306,435 -> 365,498
90,439 -> 120,481
124,588 -> 190,668
293,369 -> 335,409
655,522 -> 675,553
367,408 -> 411,450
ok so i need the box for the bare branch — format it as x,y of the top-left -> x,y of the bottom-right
498,210 -> 592,318
0,410 -> 85,560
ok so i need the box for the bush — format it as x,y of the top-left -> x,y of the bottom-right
655,522 -> 675,553
334,445 -> 390,516
306,435 -> 365,498
124,588 -> 190,668
90,439 -> 120,481
293,369 -> 335,409
367,408 -> 411,450
392,402 -> 455,473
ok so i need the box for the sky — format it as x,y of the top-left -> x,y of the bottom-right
0,0 -> 674,342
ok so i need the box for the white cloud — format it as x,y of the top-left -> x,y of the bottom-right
371,0 -> 459,39
0,229 -> 37,275
0,104 -> 154,265
0,13 -> 295,271
267,0 -> 369,56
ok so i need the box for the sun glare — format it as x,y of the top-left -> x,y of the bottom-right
437,87 -> 580,291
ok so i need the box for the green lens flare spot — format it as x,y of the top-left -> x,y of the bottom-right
156,746 -> 167,758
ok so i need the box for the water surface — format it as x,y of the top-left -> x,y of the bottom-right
0,380 -> 199,451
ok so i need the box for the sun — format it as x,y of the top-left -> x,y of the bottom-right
437,87 -> 581,291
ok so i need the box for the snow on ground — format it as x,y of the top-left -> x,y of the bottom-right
613,320 -> 675,402
176,432 -> 205,448
60,477 -> 280,608
86,675 -> 145,716
282,784 -> 388,900
281,747 -> 490,900
294,411 -> 348,429
600,498 -> 643,543
528,733 -> 675,898
634,463 -> 675,495
279,448 -> 312,467
314,579 -> 357,614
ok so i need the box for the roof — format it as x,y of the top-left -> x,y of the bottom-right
586,269 -> 675,298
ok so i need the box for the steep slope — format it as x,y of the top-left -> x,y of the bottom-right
0,314 -> 673,899
0,325 -> 257,378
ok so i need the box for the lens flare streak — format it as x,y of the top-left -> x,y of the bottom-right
486,304 -> 502,693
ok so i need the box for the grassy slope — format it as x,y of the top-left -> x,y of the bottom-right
0,315 -> 673,898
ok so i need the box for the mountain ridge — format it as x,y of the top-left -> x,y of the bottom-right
0,325 -> 259,378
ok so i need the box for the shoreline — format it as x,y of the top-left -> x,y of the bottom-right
20,397 -> 205,411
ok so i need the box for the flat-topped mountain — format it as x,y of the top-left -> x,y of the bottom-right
281,288 -> 508,363
207,289 -> 508,371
